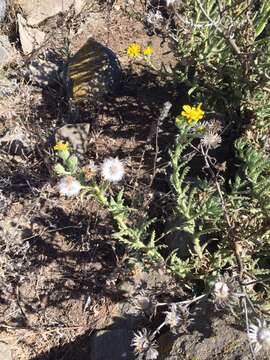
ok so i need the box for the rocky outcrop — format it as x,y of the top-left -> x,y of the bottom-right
0,0 -> 6,23
67,38 -> 121,105
15,0 -> 74,26
0,35 -> 14,66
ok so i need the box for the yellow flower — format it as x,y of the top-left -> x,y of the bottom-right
127,43 -> 141,57
54,141 -> 69,151
143,46 -> 153,56
181,103 -> 205,124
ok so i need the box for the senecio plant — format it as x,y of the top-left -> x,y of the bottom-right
52,98 -> 270,358
123,1 -> 270,357
168,102 -> 270,357
53,141 -> 162,262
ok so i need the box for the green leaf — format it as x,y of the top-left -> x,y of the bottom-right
58,149 -> 70,162
54,163 -> 69,175
66,155 -> 78,173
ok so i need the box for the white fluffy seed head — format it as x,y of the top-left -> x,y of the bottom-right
201,132 -> 222,149
258,328 -> 270,347
58,176 -> 81,197
101,157 -> 125,183
213,281 -> 230,300
248,320 -> 270,352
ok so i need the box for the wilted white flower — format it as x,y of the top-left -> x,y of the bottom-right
82,161 -> 98,181
58,176 -> 81,197
201,132 -> 222,149
212,277 -> 243,309
248,318 -> 270,353
164,303 -> 191,334
213,281 -> 230,306
125,0 -> 134,6
165,304 -> 182,331
146,10 -> 163,26
206,119 -> 223,134
132,329 -> 159,360
133,291 -> 157,317
101,157 -> 125,183
166,0 -> 181,7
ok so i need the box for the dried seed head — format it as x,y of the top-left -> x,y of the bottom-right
164,303 -> 191,334
133,291 -> 157,317
248,318 -> 270,353
206,119 -> 223,134
58,176 -> 81,197
131,329 -> 159,360
82,161 -> 98,181
201,132 -> 222,149
214,281 -> 230,299
101,157 -> 125,183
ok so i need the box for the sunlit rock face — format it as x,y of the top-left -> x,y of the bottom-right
0,0 -> 6,23
67,38 -> 121,105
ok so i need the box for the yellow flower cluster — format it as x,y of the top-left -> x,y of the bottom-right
182,103 -> 204,123
143,46 -> 153,56
54,141 -> 69,151
127,43 -> 141,57
176,103 -> 205,126
127,43 -> 153,57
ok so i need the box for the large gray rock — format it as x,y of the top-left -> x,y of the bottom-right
53,123 -> 91,155
90,329 -> 135,360
0,342 -> 12,360
0,125 -> 31,156
16,0 -> 74,25
159,301 -> 269,360
27,49 -> 64,86
67,38 -> 121,105
0,35 -> 13,66
0,0 -> 6,23
17,13 -> 45,54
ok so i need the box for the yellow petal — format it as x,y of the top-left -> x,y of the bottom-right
182,105 -> 191,113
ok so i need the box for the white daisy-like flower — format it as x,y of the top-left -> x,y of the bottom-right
248,318 -> 270,353
58,176 -> 81,197
101,157 -> 125,183
201,132 -> 222,149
